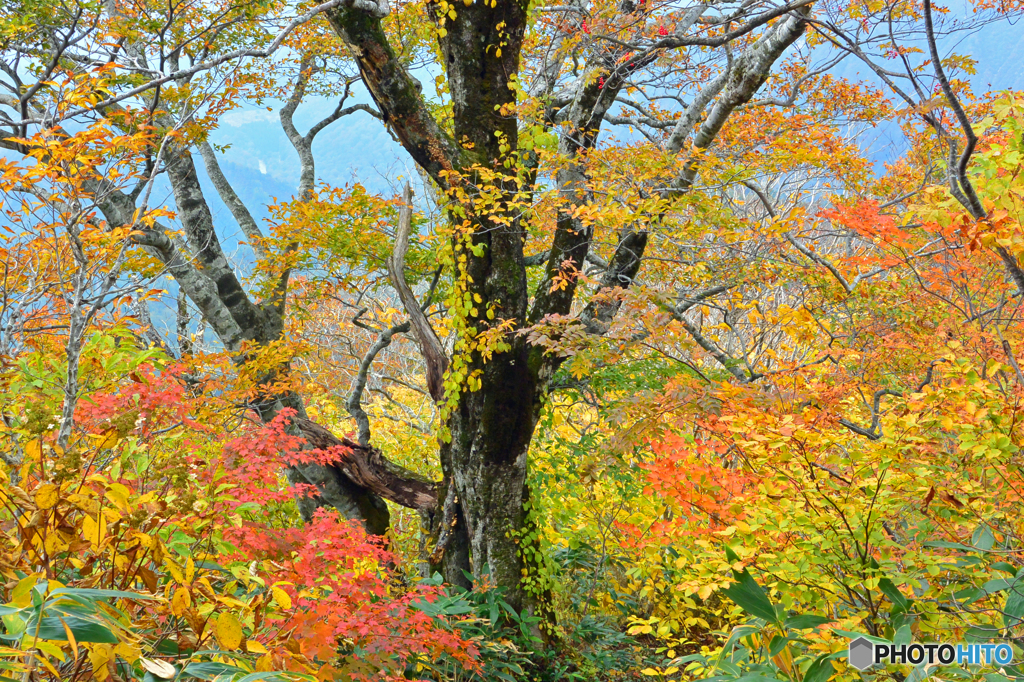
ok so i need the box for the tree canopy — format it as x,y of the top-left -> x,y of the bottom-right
2,0 -> 1024,679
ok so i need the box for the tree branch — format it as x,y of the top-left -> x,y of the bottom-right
198,141 -> 267,260
325,6 -> 465,184
387,184 -> 449,401
294,417 -> 438,511
670,7 -> 810,192
6,0 -> 366,126
345,320 -> 411,446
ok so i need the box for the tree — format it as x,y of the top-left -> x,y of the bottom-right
316,0 -> 812,612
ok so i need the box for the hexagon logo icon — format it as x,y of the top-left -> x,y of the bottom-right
848,637 -> 875,670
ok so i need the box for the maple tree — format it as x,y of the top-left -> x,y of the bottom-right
2,0 -> 1024,678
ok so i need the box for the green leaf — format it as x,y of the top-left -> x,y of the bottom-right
965,625 -> 1002,642
30,615 -> 117,643
833,629 -> 889,645
878,578 -> 910,613
907,662 -> 931,682
182,662 -> 244,680
1004,582 -> 1024,628
923,541 -> 978,552
803,653 -> 836,682
983,577 -> 1018,594
784,614 -> 833,630
722,569 -> 779,625
768,634 -> 788,657
973,524 -> 996,551
984,673 -> 1012,682
718,624 -> 761,660
50,587 -> 156,602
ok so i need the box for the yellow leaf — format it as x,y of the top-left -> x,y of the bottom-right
163,557 -> 185,585
24,439 -> 41,462
215,612 -> 244,650
171,587 -> 191,617
29,640 -> 64,662
99,430 -> 119,450
36,653 -> 62,678
57,616 -> 79,660
11,575 -> 38,607
89,644 -> 112,681
44,530 -> 69,555
133,532 -> 154,549
256,653 -> 274,672
247,640 -> 268,654
34,484 -> 60,510
185,557 -> 195,584
82,514 -> 106,546
271,586 -> 292,610
113,642 -> 140,664
105,484 -> 131,513
317,664 -> 340,681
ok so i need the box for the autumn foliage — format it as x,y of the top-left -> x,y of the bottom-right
3,0 -> 1024,679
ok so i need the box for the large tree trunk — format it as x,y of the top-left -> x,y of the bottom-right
439,338 -> 541,609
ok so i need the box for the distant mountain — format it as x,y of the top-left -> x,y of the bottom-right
203,16 -> 1022,218
208,97 -> 411,198
829,14 -> 1024,91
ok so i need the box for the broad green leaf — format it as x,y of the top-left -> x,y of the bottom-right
973,524 -> 996,551
722,569 -> 779,625
28,615 -> 117,643
1004,583 -> 1024,628
803,653 -> 837,682
182,661 -> 245,680
784,614 -> 833,630
50,588 -> 156,601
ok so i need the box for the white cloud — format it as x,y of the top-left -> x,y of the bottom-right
258,160 -> 267,175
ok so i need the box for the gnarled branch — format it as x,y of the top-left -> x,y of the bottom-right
387,184 -> 449,402
294,417 -> 438,511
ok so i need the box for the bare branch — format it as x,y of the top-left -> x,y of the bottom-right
387,184 -> 449,401
345,320 -> 411,446
198,141 -> 266,259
